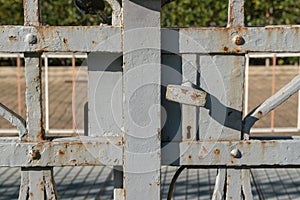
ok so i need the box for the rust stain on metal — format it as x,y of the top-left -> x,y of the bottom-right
63,38 -> 68,44
8,36 -> 17,41
233,35 -> 245,45
214,149 -> 220,155
29,149 -> 41,160
181,89 -> 188,94
58,150 -> 65,155
191,92 -> 201,101
157,128 -> 161,140
257,110 -> 263,118
228,2 -> 234,24
202,146 -> 209,154
234,47 -> 241,52
188,155 -> 192,159
223,46 -> 229,52
38,120 -> 45,140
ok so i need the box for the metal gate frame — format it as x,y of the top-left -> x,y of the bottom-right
1,0 -> 300,199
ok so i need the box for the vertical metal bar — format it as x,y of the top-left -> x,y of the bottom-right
44,54 -> 49,134
227,0 -> 245,27
298,64 -> 300,130
226,169 -> 242,199
182,54 -> 198,141
244,54 -> 249,117
28,170 -> 44,199
122,0 -> 161,199
212,168 -> 226,200
17,54 -> 22,115
24,0 -> 43,141
24,52 -> 44,141
241,169 -> 254,199
271,54 -> 276,130
43,168 -> 58,199
72,54 -> 76,132
18,169 -> 29,200
24,0 -> 41,26
21,1 -> 57,200
211,1 -> 250,199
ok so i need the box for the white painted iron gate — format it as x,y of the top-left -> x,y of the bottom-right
1,0 -> 300,199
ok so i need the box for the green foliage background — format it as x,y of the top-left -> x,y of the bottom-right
1,0 -> 300,26
0,0 -> 300,65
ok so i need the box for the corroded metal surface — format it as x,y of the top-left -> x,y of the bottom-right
122,0 -> 162,199
0,136 -> 122,167
3,26 -> 300,53
166,84 -> 206,107
0,26 -> 122,53
179,139 -> 300,166
24,53 -> 44,142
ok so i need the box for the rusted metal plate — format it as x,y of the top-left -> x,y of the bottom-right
0,26 -> 122,53
178,139 -> 300,166
166,84 -> 206,107
181,54 -> 199,141
0,136 -> 122,167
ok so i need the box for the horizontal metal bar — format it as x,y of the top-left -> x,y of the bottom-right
2,26 -> 300,53
0,136 -> 122,167
0,52 -> 87,58
0,129 -> 84,134
0,129 -> 18,134
0,26 -> 122,53
2,137 -> 300,167
47,129 -> 84,134
251,127 -> 300,133
163,26 -> 300,53
179,140 -> 300,166
43,53 -> 87,58
0,53 -> 24,58
248,52 -> 300,58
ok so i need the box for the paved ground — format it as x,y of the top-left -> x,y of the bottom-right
0,65 -> 300,199
2,166 -> 300,199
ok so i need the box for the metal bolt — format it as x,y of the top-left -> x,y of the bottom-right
232,35 -> 245,45
230,149 -> 242,158
25,33 -> 37,45
29,149 -> 40,160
